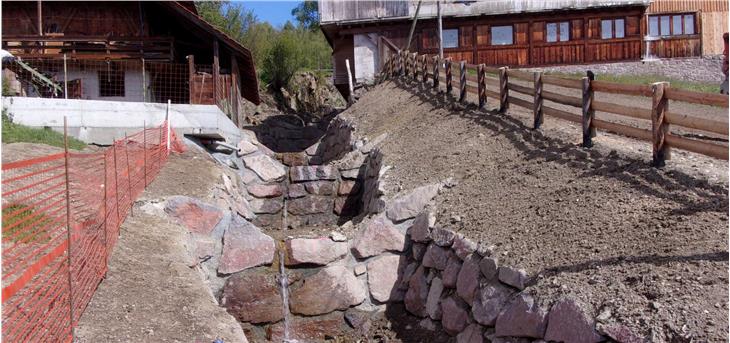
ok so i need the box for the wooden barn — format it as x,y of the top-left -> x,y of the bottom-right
1,1 -> 260,126
320,0 -> 729,97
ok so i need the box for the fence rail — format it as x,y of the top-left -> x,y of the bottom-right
380,49 -> 729,166
2,119 -> 174,342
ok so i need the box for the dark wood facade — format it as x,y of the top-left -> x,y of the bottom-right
1,1 -> 260,105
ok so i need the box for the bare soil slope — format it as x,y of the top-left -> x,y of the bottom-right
341,80 -> 728,341
74,147 -> 247,343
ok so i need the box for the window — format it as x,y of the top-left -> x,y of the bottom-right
601,18 -> 624,39
650,13 -> 695,37
649,16 -> 659,36
546,21 -> 570,42
442,29 -> 459,48
491,25 -> 513,45
98,69 -> 125,97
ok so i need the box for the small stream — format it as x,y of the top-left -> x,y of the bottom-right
279,249 -> 296,342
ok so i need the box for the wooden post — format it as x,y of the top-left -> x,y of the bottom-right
651,81 -> 671,166
445,58 -> 452,94
421,55 -> 428,83
412,52 -> 418,81
499,67 -> 509,113
533,71 -> 544,129
37,0 -> 43,36
187,55 -> 195,104
62,116 -> 75,333
581,71 -> 596,147
399,50 -> 405,76
231,54 -> 241,127
405,50 -> 411,77
432,56 -> 439,89
476,64 -> 486,109
141,58 -> 146,102
124,133 -> 134,217
63,54 -> 68,99
112,141 -> 120,224
459,61 -> 466,103
213,40 -> 220,105
143,121 -> 147,187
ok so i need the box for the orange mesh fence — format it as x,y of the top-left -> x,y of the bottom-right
2,120 -> 172,341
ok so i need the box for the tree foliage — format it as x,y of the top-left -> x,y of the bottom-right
196,1 -> 331,89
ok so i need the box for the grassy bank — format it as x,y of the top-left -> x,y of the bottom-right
543,72 -> 720,93
2,111 -> 86,150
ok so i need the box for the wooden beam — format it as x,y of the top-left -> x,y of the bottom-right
213,40 -> 220,105
187,55 -> 195,104
37,0 -> 43,36
231,54 -> 241,128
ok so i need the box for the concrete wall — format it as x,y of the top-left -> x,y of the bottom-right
58,66 -> 150,102
354,33 -> 379,83
2,97 -> 241,145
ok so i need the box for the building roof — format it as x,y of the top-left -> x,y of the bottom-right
164,1 -> 260,104
320,0 -> 651,25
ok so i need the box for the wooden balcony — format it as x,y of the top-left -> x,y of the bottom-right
2,35 -> 174,61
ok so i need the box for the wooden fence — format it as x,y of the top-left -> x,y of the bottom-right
380,48 -> 729,166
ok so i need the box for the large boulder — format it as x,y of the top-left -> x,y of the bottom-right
426,277 -> 444,320
441,296 -> 470,336
495,294 -> 548,338
367,254 -> 407,303
351,216 -> 406,258
386,184 -> 440,222
285,237 -> 348,266
289,265 -> 366,316
165,196 -> 223,235
218,218 -> 275,274
219,268 -> 287,324
456,254 -> 482,304
404,265 -> 429,317
544,298 -> 603,343
266,311 -> 346,342
472,282 -> 513,326
242,154 -> 287,182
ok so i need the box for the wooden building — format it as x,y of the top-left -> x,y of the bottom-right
2,1 -> 260,125
320,0 -> 728,97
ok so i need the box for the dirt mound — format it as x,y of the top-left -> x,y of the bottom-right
340,80 -> 728,341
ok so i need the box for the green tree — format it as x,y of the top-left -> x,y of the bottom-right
291,1 -> 319,31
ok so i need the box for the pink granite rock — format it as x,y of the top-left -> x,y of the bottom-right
285,237 -> 348,266
367,254 -> 407,303
304,181 -> 335,195
442,255 -> 463,288
220,268 -> 287,324
351,216 -> 406,258
404,265 -> 429,317
456,254 -> 482,304
426,277 -> 444,320
422,244 -> 451,270
544,298 -> 603,343
218,218 -> 275,274
472,282 -> 513,326
441,296 -> 469,336
290,165 -> 338,182
386,184 -> 441,222
409,210 -> 435,242
247,184 -> 283,198
289,265 -> 366,316
165,196 -> 223,235
457,324 -> 485,343
495,294 -> 548,338
287,196 -> 332,215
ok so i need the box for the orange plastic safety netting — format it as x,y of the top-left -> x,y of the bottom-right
2,120 -> 175,342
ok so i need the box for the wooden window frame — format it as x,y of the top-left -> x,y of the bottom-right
600,17 -> 625,40
546,21 -> 570,43
648,13 -> 697,37
490,24 -> 515,46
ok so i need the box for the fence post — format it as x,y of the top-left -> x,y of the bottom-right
581,71 -> 596,148
651,81 -> 671,167
432,56 -> 439,89
124,133 -> 134,217
533,71 -> 544,129
102,150 -> 108,267
63,116 -> 75,334
412,52 -> 418,81
445,58 -> 452,94
141,58 -> 146,103
459,61 -> 466,103
478,64 -> 486,109
143,121 -> 147,188
499,67 -> 509,113
166,100 -> 171,153
159,121 -> 165,168
421,55 -> 428,82
63,53 -> 68,99
112,141 -> 120,224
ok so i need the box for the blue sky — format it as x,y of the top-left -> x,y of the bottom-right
240,1 -> 299,28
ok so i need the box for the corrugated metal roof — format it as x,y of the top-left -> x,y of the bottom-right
320,0 -> 651,24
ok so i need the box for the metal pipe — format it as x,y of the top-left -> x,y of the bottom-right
63,53 -> 68,99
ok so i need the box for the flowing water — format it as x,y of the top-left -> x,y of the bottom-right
278,249 -> 296,342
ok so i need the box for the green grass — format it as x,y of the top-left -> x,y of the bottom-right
542,71 -> 720,93
2,204 -> 52,243
2,111 -> 86,150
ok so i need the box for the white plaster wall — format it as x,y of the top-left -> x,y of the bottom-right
354,33 -> 379,83
54,66 -> 151,102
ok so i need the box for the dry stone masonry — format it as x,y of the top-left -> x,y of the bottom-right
158,114 -> 640,342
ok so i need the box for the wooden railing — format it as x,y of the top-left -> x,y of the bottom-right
380,50 -> 729,166
2,35 -> 174,60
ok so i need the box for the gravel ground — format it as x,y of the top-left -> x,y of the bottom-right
341,80 -> 728,342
